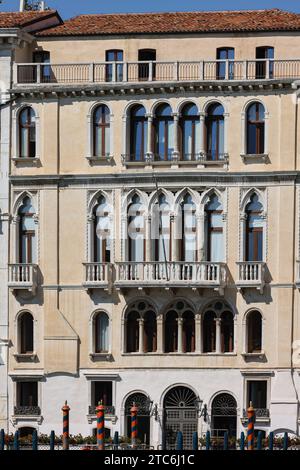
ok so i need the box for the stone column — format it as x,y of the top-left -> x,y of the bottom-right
195,314 -> 202,353
156,314 -> 164,354
177,317 -> 183,353
171,113 -> 180,168
138,319 -> 144,353
215,317 -> 222,354
146,114 -> 153,162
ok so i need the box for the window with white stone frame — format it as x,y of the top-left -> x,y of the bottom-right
12,105 -> 40,161
86,103 -> 114,161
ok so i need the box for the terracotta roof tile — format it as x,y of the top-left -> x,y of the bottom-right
0,10 -> 58,29
37,9 -> 300,37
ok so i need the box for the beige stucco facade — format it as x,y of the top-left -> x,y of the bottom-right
5,24 -> 300,445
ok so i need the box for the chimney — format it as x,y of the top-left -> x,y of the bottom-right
19,0 -> 25,11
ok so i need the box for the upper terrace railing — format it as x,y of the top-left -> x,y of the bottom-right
13,59 -> 300,85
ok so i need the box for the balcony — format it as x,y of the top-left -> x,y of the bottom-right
115,261 -> 227,294
236,262 -> 266,294
13,59 -> 300,87
83,263 -> 112,291
121,152 -> 228,167
8,263 -> 38,294
88,405 -> 115,416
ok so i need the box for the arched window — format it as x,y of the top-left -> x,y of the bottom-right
130,105 -> 147,161
182,311 -> 195,353
153,104 -> 174,161
211,393 -> 237,438
220,311 -> 234,353
247,311 -> 262,353
152,194 -> 171,266
246,102 -> 265,155
19,312 -> 34,354
94,312 -> 109,353
19,107 -> 36,158
179,103 -> 200,161
179,194 -> 197,262
205,103 -> 224,161
203,311 -> 216,353
245,194 -> 264,262
205,194 -> 224,262
128,195 -> 145,263
93,195 -> 111,263
18,197 -> 36,263
93,105 -> 110,158
164,311 -> 178,353
126,311 -> 140,353
143,310 -> 157,353
125,393 -> 150,444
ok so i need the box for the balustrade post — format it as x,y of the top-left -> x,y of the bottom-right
148,62 -> 153,81
112,62 -> 116,83
123,62 -> 128,82
173,62 -> 179,81
36,64 -> 41,84
89,63 -> 94,82
199,61 -> 204,80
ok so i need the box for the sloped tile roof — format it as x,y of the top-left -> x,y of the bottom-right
0,10 -> 58,29
37,9 -> 300,37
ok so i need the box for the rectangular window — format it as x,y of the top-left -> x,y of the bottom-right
138,49 -> 156,80
92,381 -> 112,406
256,47 -> 274,79
247,380 -> 267,409
33,51 -> 51,82
105,50 -> 123,82
17,381 -> 38,407
217,48 -> 235,79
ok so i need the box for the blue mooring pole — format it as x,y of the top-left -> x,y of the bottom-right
257,431 -> 263,450
223,432 -> 228,450
113,431 -> 119,450
32,429 -> 38,450
13,430 -> 19,450
176,431 -> 183,450
283,432 -> 288,451
192,432 -> 198,451
206,430 -> 211,450
0,429 -> 4,451
240,432 -> 245,450
269,432 -> 274,450
49,430 -> 55,451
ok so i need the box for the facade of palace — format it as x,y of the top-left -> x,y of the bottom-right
1,7 -> 300,448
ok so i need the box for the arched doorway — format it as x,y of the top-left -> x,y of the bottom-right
211,393 -> 237,438
125,392 -> 150,445
163,386 -> 198,450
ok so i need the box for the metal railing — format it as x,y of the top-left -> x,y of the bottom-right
121,152 -> 228,164
14,406 -> 41,416
115,261 -> 226,287
14,59 -> 300,85
88,405 -> 115,415
242,408 -> 270,418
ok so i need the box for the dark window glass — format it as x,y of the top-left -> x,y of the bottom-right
205,103 -> 224,161
246,102 -> 265,155
256,47 -> 274,79
18,382 -> 38,406
246,194 -> 263,262
20,312 -> 34,354
33,50 -> 51,82
93,105 -> 110,158
179,103 -> 199,161
138,49 -> 156,80
153,104 -> 174,161
221,311 -> 234,353
143,311 -> 157,353
18,197 -> 36,264
93,381 -> 112,406
217,47 -> 235,79
105,50 -> 123,82
247,311 -> 262,353
126,311 -> 139,352
130,105 -> 147,161
164,311 -> 178,352
203,311 -> 216,353
247,380 -> 267,409
182,311 -> 195,353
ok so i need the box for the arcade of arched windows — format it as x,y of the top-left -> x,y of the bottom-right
124,299 -> 240,355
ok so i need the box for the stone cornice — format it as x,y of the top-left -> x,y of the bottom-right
9,79 -> 294,99
9,171 -> 299,188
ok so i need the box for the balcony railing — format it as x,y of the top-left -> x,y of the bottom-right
14,406 -> 41,416
13,59 -> 300,86
115,261 -> 227,293
83,262 -> 112,289
88,405 -> 115,416
236,262 -> 266,293
121,152 -> 228,165
8,263 -> 38,292
242,408 -> 270,419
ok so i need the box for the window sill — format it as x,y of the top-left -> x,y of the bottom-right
86,155 -> 114,164
12,157 -> 40,164
89,352 -> 113,361
11,414 -> 43,425
241,351 -> 266,359
13,353 -> 38,362
241,153 -> 269,163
